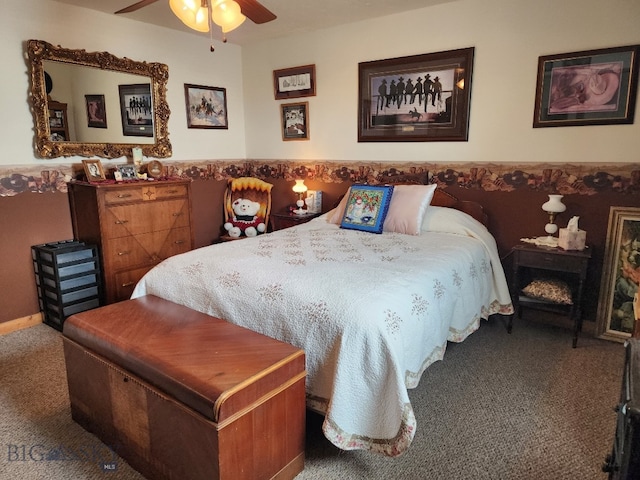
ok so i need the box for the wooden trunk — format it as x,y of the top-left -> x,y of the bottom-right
62,295 -> 306,480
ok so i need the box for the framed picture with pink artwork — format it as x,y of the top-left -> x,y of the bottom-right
533,45 -> 640,128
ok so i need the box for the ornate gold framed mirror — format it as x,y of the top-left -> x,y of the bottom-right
27,39 -> 172,159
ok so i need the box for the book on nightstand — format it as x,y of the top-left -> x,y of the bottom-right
305,190 -> 323,214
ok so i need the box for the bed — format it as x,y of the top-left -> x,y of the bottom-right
131,185 -> 513,457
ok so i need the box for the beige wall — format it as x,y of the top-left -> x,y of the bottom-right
2,0 -> 639,168
1,0 -> 247,168
242,0 -> 640,163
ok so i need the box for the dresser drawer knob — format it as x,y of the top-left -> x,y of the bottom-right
167,189 -> 178,194
114,220 -> 129,225
174,240 -> 185,245
121,281 -> 135,287
117,193 -> 132,199
172,212 -> 183,217
117,251 -> 130,256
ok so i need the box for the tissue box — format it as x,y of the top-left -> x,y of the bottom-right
305,190 -> 323,214
558,228 -> 586,251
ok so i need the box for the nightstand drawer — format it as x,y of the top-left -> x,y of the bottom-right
516,250 -> 585,273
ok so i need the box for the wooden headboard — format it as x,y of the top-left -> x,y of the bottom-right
431,189 -> 489,227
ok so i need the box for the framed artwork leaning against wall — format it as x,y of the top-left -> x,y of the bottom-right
597,206 -> 640,342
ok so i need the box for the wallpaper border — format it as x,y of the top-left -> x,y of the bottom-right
1,160 -> 639,197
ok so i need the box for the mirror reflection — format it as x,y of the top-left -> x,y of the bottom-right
28,40 -> 172,159
43,60 -> 155,144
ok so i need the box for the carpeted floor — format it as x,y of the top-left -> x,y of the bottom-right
0,313 -> 625,479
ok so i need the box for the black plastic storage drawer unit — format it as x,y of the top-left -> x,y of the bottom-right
32,240 -> 101,331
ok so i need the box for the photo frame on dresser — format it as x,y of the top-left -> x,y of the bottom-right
533,45 -> 640,128
116,164 -> 137,181
596,206 -> 640,342
82,159 -> 106,182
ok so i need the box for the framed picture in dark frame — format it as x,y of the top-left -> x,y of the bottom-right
184,84 -> 228,129
281,102 -> 309,141
273,64 -> 316,100
118,84 -> 154,137
358,47 -> 474,142
533,45 -> 640,128
597,206 -> 640,343
85,94 -> 107,128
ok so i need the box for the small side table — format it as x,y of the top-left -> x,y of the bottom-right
509,243 -> 591,348
271,211 -> 322,231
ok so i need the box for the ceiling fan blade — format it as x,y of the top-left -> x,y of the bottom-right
237,0 -> 277,24
115,0 -> 161,14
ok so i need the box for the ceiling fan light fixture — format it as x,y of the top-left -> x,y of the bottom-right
169,0 -> 209,32
211,0 -> 246,33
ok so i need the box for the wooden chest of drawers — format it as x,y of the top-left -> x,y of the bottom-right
68,180 -> 194,304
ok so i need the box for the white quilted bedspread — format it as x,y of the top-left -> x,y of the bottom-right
132,207 -> 513,456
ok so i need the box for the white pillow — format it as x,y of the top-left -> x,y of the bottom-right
383,184 -> 437,235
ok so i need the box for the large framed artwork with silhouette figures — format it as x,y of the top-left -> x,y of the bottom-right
597,207 -> 640,342
118,84 -> 154,137
533,45 -> 640,128
358,47 -> 474,142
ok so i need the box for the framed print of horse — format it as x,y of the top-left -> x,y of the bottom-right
184,84 -> 228,129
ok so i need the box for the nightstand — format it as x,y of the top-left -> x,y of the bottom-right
509,243 -> 591,347
271,211 -> 322,231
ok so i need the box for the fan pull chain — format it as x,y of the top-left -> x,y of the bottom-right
208,0 -> 215,52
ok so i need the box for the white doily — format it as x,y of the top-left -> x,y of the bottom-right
520,236 -> 559,248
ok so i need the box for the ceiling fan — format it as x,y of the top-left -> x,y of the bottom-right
115,0 -> 276,33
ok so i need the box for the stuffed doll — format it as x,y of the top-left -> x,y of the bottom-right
224,198 -> 266,238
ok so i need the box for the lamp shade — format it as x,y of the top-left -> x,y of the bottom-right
292,179 -> 308,194
542,194 -> 566,214
211,0 -> 246,33
169,0 -> 209,32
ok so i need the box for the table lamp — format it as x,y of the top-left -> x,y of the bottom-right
292,180 -> 308,215
539,194 -> 566,246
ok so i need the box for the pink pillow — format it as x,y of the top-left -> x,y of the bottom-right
383,184 -> 437,235
327,188 -> 351,224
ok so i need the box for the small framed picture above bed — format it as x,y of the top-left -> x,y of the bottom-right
273,64 -> 316,100
280,102 -> 309,141
358,47 -> 475,142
